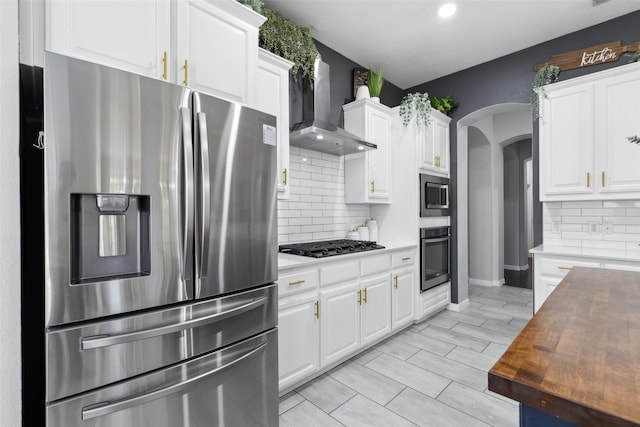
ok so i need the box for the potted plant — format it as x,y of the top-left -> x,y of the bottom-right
367,67 -> 384,102
237,0 -> 318,89
430,95 -> 459,115
531,65 -> 560,119
399,92 -> 432,127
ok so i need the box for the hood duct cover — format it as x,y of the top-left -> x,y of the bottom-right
289,57 -> 376,156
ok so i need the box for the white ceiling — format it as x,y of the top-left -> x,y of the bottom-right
262,0 -> 640,89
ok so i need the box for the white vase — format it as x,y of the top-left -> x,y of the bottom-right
370,96 -> 380,103
355,86 -> 370,100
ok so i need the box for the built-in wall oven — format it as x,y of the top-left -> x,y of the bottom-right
420,173 -> 449,217
420,226 -> 450,292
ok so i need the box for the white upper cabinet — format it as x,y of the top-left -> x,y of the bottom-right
540,84 -> 595,198
597,71 -> 640,195
540,62 -> 640,201
176,0 -> 264,103
343,99 -> 392,204
46,0 -> 265,104
419,110 -> 451,176
47,0 -> 170,80
254,49 -> 293,199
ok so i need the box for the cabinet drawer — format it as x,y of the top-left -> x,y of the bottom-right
278,269 -> 319,296
361,254 -> 391,277
601,262 -> 640,272
320,261 -> 359,287
392,250 -> 416,267
538,258 -> 600,279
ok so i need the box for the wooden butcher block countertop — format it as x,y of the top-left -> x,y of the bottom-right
488,267 -> 640,427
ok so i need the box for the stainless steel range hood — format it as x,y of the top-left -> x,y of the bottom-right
289,57 -> 376,156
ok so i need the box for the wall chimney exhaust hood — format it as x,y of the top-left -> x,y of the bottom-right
289,57 -> 376,156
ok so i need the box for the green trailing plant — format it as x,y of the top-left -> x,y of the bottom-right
629,47 -> 640,63
628,135 -> 640,144
531,65 -> 560,119
399,93 -> 432,128
430,95 -> 459,115
236,0 -> 263,13
367,67 -> 385,98
258,7 -> 318,88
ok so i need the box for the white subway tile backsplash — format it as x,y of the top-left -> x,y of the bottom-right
278,151 -> 371,244
603,200 -> 640,208
542,200 -> 640,258
581,208 -> 626,217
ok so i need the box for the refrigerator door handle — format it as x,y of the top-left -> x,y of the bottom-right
180,107 -> 195,284
196,112 -> 211,280
80,296 -> 268,350
81,342 -> 267,421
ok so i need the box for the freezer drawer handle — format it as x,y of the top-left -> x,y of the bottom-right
81,341 -> 267,420
81,296 -> 268,350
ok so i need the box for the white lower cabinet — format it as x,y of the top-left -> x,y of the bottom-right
419,283 -> 450,319
277,247 -> 426,393
532,252 -> 640,312
391,267 -> 415,330
319,281 -> 361,367
277,291 -> 319,391
360,274 -> 392,346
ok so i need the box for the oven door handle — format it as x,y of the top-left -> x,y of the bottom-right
81,341 -> 267,420
422,236 -> 449,243
80,296 -> 268,350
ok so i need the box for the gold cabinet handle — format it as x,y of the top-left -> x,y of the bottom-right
363,288 -> 368,303
602,171 -> 605,187
283,168 -> 287,185
357,289 -> 362,305
370,180 -> 375,193
401,257 -> 411,261
314,300 -> 319,319
394,275 -> 398,289
557,266 -> 572,270
587,172 -> 590,188
183,59 -> 189,86
162,51 -> 168,80
288,279 -> 305,286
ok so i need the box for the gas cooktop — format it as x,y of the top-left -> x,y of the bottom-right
278,240 -> 385,258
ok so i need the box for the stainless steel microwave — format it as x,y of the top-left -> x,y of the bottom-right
420,173 -> 449,217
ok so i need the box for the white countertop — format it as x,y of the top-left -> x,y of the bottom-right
529,244 -> 640,263
278,241 -> 417,270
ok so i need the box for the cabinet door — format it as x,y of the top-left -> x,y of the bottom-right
278,291 -> 320,391
368,108 -> 391,200
360,274 -> 391,346
176,0 -> 259,103
392,268 -> 415,330
47,0 -> 170,79
435,118 -> 450,175
540,84 -> 595,199
419,125 -> 437,171
534,276 -> 560,313
255,49 -> 293,200
320,281 -> 360,367
597,73 -> 640,195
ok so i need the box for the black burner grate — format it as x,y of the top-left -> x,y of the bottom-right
279,239 -> 385,258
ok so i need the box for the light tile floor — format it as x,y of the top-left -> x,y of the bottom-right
279,284 -> 533,427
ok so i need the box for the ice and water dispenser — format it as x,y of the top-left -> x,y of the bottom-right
70,194 -> 151,284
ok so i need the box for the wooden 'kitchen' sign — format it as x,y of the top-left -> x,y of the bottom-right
533,41 -> 640,71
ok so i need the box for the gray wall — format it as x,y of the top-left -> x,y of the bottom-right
408,10 -> 640,302
503,139 -> 532,270
313,41 -> 405,127
468,128 -> 493,282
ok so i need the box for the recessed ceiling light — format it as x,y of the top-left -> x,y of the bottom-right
438,3 -> 456,18
358,146 -> 364,150
315,135 -> 324,140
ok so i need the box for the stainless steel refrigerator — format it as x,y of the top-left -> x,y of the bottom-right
42,52 -> 278,426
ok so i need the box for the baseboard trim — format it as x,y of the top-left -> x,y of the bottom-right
469,278 -> 505,287
447,299 -> 470,312
505,264 -> 529,271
